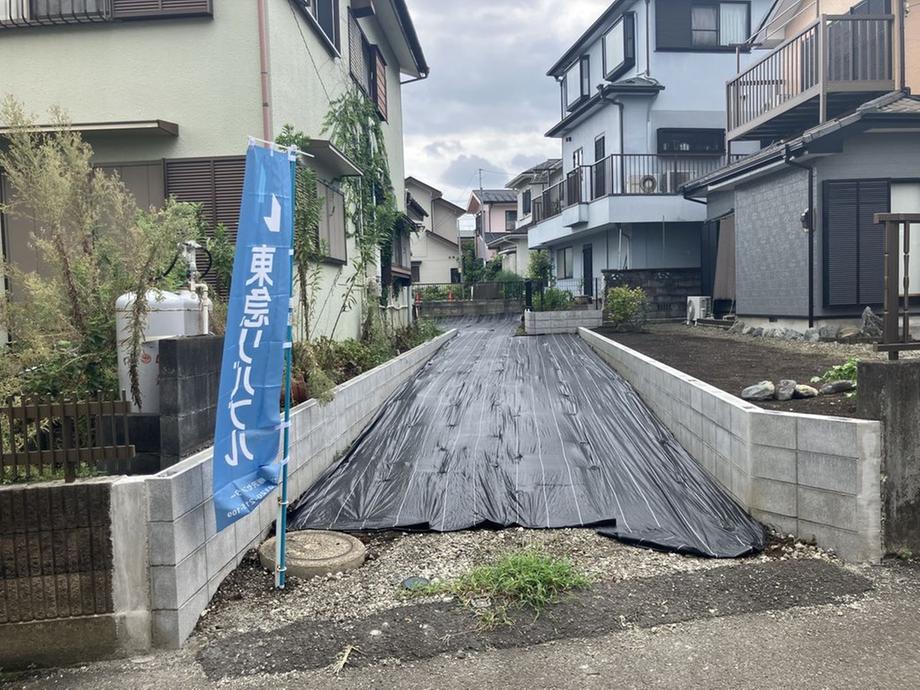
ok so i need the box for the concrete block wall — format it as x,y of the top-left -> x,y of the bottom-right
144,330 -> 457,648
580,328 -> 882,562
524,309 -> 603,335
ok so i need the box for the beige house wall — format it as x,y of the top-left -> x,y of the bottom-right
0,0 -> 418,343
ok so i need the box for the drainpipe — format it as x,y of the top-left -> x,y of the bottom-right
645,0 -> 651,76
898,0 -> 907,92
257,0 -> 273,141
784,145 -> 815,329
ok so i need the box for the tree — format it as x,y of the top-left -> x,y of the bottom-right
527,249 -> 553,283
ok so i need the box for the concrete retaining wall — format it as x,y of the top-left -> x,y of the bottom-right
144,329 -> 456,648
524,309 -> 603,335
580,328 -> 883,562
418,300 -> 521,319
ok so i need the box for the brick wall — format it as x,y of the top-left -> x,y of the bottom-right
735,168 -> 810,317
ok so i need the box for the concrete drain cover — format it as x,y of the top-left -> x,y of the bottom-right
258,531 -> 367,580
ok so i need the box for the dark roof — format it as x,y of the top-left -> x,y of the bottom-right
406,192 -> 428,218
477,189 -> 517,204
683,91 -> 920,196
391,0 -> 429,77
546,79 -> 664,138
547,0 -> 630,75
487,231 -> 528,249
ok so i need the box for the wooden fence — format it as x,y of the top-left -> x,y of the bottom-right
1,393 -> 135,483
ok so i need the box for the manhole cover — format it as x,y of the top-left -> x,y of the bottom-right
258,531 -> 367,580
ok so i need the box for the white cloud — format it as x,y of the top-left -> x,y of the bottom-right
402,0 -> 609,202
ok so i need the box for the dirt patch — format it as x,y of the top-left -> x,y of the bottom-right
195,559 -> 871,680
595,324 -> 872,418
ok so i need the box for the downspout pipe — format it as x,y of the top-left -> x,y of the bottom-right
784,145 -> 816,329
257,0 -> 273,141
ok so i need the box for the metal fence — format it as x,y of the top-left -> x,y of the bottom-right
412,281 -> 527,304
527,278 -> 603,312
1,392 -> 135,483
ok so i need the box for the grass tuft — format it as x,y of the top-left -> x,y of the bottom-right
417,548 -> 590,627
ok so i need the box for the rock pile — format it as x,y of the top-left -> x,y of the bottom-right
741,379 -> 842,402
725,308 -> 884,344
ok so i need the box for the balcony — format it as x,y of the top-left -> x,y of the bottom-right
1,0 -> 110,28
727,13 -> 895,142
532,154 -> 739,225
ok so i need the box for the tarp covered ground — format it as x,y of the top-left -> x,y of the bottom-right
290,316 -> 764,557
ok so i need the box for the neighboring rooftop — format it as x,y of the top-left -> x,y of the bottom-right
474,189 -> 518,204
506,159 -> 562,189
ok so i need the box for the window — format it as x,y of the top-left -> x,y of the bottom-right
301,0 -> 340,52
657,1 -> 750,51
411,262 -> 421,283
316,181 -> 347,264
564,56 -> 590,111
111,0 -> 212,19
824,180 -> 889,307
522,190 -> 532,216
348,12 -> 387,120
594,135 -> 606,162
451,268 -> 461,284
658,128 -> 725,155
505,210 -> 518,231
603,13 -> 636,81
572,148 -> 584,168
557,247 -> 574,279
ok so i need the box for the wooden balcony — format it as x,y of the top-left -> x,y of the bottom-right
727,13 -> 895,142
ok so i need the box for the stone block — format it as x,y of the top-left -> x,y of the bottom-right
797,487 -> 858,532
152,584 -> 209,649
750,412 -> 796,449
751,478 -> 797,517
149,503 -> 206,566
797,452 -> 858,495
796,417 -> 858,458
751,445 -> 797,483
150,547 -> 207,610
205,524 -> 237,579
797,519 -> 878,562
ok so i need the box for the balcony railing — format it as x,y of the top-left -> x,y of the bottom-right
0,0 -> 111,28
727,13 -> 894,141
532,154 -> 740,224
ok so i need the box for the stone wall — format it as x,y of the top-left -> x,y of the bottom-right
858,359 -> 920,556
158,336 -> 223,470
603,268 -> 702,321
0,478 -> 150,670
144,330 -> 457,649
524,309 -> 603,335
580,328 -> 882,562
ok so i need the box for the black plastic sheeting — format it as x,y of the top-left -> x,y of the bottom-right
290,316 -> 765,557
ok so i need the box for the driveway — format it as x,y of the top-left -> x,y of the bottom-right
291,316 -> 763,557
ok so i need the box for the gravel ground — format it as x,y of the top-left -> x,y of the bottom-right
196,528 -> 831,637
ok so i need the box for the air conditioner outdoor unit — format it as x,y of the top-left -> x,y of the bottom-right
661,171 -> 693,194
628,174 -> 658,194
687,296 -> 712,325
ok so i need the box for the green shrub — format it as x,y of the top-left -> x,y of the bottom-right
820,357 -> 859,383
538,287 -> 573,312
604,286 -> 648,331
526,249 -> 553,283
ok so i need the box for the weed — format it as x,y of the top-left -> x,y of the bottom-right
414,548 -> 590,628
819,357 -> 859,383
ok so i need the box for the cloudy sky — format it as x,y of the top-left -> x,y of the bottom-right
402,0 -> 609,209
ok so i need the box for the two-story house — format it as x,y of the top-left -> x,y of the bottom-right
499,159 -> 563,276
528,0 -> 773,300
467,188 -> 518,261
405,176 -> 465,284
684,0 -> 918,331
0,0 -> 427,341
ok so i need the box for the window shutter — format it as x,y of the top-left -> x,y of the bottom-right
825,181 -> 860,307
374,48 -> 388,121
348,11 -> 371,94
656,0 -> 693,50
112,0 -> 212,20
857,180 -> 890,305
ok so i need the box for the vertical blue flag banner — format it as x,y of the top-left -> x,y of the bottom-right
213,144 -> 294,532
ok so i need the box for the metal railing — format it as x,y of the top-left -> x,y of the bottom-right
527,278 -> 603,312
727,13 -> 894,136
533,154 -> 741,224
1,392 -> 135,483
0,0 -> 111,29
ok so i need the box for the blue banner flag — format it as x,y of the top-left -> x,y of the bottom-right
213,144 -> 294,532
